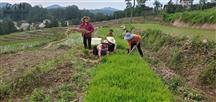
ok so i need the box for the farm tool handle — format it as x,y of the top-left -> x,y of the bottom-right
128,41 -> 140,55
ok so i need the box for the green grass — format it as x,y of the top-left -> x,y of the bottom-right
0,27 -> 66,54
85,28 -> 173,102
132,23 -> 216,41
0,38 -> 52,54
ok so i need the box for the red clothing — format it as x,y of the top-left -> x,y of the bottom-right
128,34 -> 141,47
79,22 -> 94,37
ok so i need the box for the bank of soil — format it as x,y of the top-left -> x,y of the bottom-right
141,30 -> 216,101
173,20 -> 216,30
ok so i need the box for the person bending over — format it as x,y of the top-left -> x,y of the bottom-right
93,40 -> 109,59
106,36 -> 116,52
124,30 -> 144,57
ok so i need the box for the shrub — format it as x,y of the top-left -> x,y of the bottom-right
142,29 -> 172,51
57,84 -> 75,102
168,77 -> 180,92
163,7 -> 216,24
169,48 -> 182,68
29,89 -> 51,102
200,62 -> 216,87
82,49 -> 89,56
0,19 -> 17,35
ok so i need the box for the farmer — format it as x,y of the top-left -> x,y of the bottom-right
93,40 -> 109,59
79,16 -> 94,49
106,36 -> 116,52
107,29 -> 114,37
124,30 -> 144,57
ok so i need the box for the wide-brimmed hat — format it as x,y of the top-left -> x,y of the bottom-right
106,37 -> 116,44
120,25 -> 126,30
81,16 -> 90,22
124,32 -> 134,40
102,40 -> 109,44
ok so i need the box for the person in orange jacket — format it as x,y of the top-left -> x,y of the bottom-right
124,30 -> 144,57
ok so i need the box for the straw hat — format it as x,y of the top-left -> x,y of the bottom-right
102,40 -> 109,44
106,37 -> 116,44
81,16 -> 90,22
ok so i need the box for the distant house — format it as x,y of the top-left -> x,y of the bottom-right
43,19 -> 51,24
180,0 -> 192,8
211,0 -> 216,3
66,21 -> 70,26
39,23 -> 46,28
20,23 -> 30,31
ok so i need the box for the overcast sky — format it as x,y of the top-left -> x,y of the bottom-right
0,0 -> 209,10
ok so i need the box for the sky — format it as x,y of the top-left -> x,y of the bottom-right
0,0 -> 210,10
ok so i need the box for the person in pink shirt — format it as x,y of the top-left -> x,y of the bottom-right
79,16 -> 94,49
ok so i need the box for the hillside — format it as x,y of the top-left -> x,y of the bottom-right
0,2 -> 11,8
47,4 -> 63,9
90,7 -> 120,15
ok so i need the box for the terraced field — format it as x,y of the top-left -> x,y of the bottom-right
1,20 -> 215,101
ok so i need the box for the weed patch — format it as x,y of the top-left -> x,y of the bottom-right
200,62 -> 216,87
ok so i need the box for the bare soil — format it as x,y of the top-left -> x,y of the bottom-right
0,48 -> 66,84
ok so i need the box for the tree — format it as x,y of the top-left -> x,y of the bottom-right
199,0 -> 207,9
190,0 -> 194,7
95,13 -> 108,21
27,6 -> 48,22
164,0 -> 176,13
49,8 -> 65,21
153,0 -> 162,14
125,0 -> 143,23
46,18 -> 59,28
65,5 -> 81,20
0,19 -> 17,35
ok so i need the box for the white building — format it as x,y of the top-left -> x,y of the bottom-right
180,0 -> 192,8
19,23 -> 30,31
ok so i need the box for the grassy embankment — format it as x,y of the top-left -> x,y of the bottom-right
132,23 -> 216,41
84,28 -> 173,102
141,29 -> 216,101
163,7 -> 216,24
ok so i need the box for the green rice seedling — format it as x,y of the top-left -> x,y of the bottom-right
84,27 -> 173,102
85,54 -> 173,102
